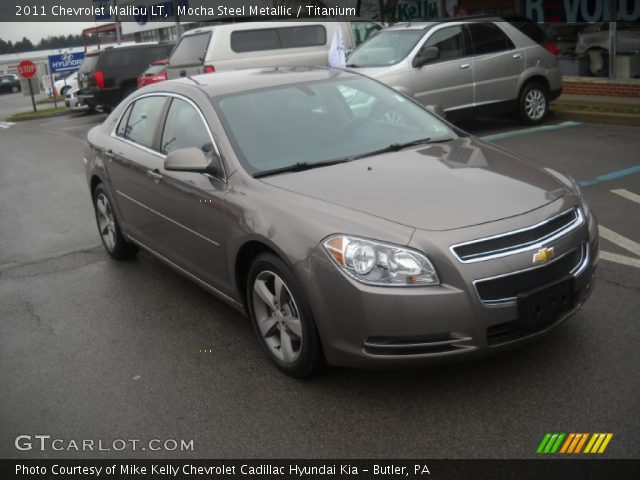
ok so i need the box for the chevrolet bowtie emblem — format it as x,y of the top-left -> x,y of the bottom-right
533,247 -> 555,265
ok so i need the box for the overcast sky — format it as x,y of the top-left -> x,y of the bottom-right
0,22 -> 102,43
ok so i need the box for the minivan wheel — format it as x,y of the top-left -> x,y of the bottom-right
92,185 -> 138,259
247,253 -> 321,377
518,82 -> 549,125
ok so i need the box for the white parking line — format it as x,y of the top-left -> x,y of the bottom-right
599,251 -> 640,269
612,189 -> 640,206
0,121 -> 16,129
599,225 -> 640,258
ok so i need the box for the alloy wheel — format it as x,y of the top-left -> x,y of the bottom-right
525,89 -> 546,121
252,271 -> 303,364
95,193 -> 117,252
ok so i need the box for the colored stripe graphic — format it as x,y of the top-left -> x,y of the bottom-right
536,433 -> 566,454
539,433 -> 613,454
585,433 -> 614,454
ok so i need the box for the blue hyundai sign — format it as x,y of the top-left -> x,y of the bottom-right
48,52 -> 85,74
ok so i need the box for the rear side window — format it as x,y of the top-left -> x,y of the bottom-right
231,25 -> 326,53
103,49 -> 138,69
120,96 -> 166,149
160,98 -> 212,155
467,23 -> 515,55
170,32 -> 211,67
508,20 -> 546,44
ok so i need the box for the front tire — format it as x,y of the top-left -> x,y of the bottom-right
246,253 -> 322,377
518,82 -> 549,125
11,85 -> 20,93
92,184 -> 138,260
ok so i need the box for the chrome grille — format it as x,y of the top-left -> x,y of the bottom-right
451,208 -> 582,263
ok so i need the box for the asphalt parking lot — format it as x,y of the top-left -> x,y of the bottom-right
1,91 -> 639,459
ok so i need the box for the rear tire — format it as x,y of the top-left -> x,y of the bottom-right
246,253 -> 322,378
11,85 -> 20,93
92,184 -> 138,260
518,82 -> 549,125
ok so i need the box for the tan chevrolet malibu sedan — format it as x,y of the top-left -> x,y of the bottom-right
85,67 -> 598,377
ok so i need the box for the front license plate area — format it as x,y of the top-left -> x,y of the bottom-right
517,276 -> 574,327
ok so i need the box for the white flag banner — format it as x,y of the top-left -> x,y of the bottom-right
328,24 -> 346,69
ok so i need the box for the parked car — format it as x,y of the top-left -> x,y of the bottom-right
77,42 -> 174,112
46,71 -> 78,97
137,59 -> 168,89
85,67 -> 597,377
0,74 -> 21,93
576,22 -> 640,76
64,87 -> 88,112
166,21 -> 381,79
347,17 -> 562,124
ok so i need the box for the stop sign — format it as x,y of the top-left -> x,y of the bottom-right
18,60 -> 37,79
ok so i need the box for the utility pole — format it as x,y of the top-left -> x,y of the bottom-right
173,0 -> 182,39
113,0 -> 121,44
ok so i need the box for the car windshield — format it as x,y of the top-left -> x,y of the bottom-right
212,76 -> 457,176
347,30 -> 425,67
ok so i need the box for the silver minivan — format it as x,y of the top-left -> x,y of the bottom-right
347,19 -> 563,124
166,21 -> 381,79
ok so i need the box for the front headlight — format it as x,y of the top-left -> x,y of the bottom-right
323,235 -> 440,286
568,175 -> 590,219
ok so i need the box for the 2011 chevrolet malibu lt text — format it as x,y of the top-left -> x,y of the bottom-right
84,67 -> 598,377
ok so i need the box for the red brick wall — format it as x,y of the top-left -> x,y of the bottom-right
563,80 -> 640,98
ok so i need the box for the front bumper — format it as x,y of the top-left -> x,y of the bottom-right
298,201 -> 598,369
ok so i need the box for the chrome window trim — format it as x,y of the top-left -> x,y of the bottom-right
117,190 -> 220,248
473,243 -> 588,306
109,91 -> 227,183
450,208 -> 584,263
124,234 -> 243,309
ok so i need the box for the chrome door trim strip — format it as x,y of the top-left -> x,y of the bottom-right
116,190 -> 220,247
125,234 -> 243,309
450,208 -> 583,263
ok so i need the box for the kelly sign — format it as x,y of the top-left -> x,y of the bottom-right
48,52 -> 85,74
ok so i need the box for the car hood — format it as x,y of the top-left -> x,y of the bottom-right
261,137 -> 567,231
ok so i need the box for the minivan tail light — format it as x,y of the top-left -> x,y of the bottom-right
94,70 -> 105,89
544,41 -> 559,56
203,65 -> 215,73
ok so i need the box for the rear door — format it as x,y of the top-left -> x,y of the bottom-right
411,24 -> 474,111
166,32 -> 211,79
105,95 -> 169,251
466,22 -> 523,107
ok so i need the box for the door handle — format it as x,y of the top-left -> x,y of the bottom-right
147,169 -> 163,182
459,64 -> 471,69
513,53 -> 522,59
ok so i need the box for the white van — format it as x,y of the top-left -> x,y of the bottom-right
166,21 -> 381,79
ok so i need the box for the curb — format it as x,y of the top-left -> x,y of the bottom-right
5,109 -> 72,122
550,108 -> 640,127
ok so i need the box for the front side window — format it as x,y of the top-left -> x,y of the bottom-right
467,23 -> 515,55
213,76 -> 456,176
160,98 -> 212,155
347,30 -> 425,67
120,96 -> 166,149
424,26 -> 465,62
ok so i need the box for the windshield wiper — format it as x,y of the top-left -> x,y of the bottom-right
253,159 -> 349,178
351,138 -> 435,160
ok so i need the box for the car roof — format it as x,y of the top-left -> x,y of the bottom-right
183,21 -> 331,37
161,66 -> 362,98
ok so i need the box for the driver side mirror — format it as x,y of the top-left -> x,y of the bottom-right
412,46 -> 439,68
164,146 -> 224,179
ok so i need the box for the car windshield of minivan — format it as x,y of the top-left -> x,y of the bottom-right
212,77 -> 456,177
347,30 -> 425,67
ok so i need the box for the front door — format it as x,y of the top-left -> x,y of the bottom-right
411,25 -> 474,112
